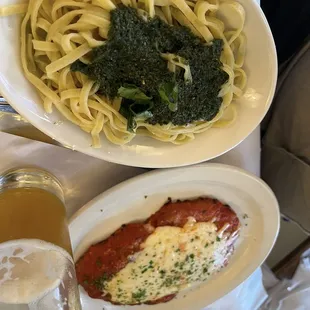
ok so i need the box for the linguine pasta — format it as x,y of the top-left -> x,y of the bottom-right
1,0 -> 246,148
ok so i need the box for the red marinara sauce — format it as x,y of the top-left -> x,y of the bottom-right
75,197 -> 240,304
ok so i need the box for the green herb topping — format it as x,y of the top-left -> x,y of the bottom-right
71,6 -> 228,132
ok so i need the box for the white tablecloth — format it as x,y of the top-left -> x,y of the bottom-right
0,128 -> 261,216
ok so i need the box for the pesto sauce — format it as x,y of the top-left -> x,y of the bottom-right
71,6 -> 228,126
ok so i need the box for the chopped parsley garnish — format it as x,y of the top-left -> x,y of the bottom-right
96,258 -> 103,267
93,273 -> 111,290
159,269 -> 166,278
163,277 -> 174,287
132,288 -> 146,301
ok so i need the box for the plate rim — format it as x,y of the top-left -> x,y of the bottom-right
69,163 -> 279,224
69,163 -> 280,309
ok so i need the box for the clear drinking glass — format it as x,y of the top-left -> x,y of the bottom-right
0,168 -> 81,310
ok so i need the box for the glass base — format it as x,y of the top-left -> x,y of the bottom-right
0,239 -> 80,310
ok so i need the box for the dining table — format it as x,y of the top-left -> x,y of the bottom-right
0,111 -> 268,310
0,0 -> 270,308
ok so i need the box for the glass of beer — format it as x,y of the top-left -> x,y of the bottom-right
0,168 -> 81,310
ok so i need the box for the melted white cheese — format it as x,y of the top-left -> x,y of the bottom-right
103,220 -> 235,304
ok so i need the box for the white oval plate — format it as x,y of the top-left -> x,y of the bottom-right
69,164 -> 280,310
0,0 -> 276,168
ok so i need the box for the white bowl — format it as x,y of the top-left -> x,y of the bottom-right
69,164 -> 280,310
0,0 -> 277,168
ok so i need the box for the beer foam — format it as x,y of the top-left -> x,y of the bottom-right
0,239 -> 73,305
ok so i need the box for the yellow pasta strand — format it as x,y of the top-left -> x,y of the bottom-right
46,43 -> 91,75
0,4 -> 28,16
32,40 -> 59,52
